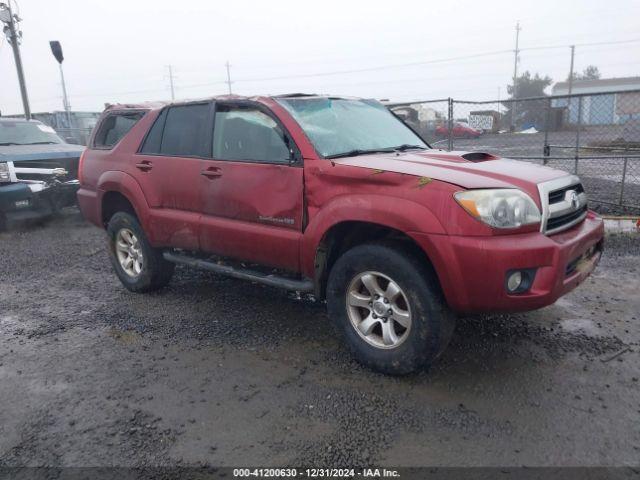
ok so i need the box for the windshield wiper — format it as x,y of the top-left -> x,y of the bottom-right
392,144 -> 427,151
325,148 -> 395,159
24,141 -> 58,145
0,142 -> 22,146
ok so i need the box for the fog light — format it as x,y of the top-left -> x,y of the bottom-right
506,271 -> 523,292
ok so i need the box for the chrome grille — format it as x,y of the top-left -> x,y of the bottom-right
537,175 -> 588,235
548,183 -> 584,205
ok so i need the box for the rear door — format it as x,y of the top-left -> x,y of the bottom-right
199,102 -> 304,272
134,102 -> 212,249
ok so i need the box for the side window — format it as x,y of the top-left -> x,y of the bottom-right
139,109 -> 167,154
212,106 -> 291,163
94,112 -> 144,148
159,104 -> 210,157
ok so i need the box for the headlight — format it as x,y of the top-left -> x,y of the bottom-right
454,189 -> 541,229
0,162 -> 10,182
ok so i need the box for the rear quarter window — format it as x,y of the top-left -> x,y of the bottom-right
93,111 -> 145,149
159,103 -> 210,157
139,103 -> 210,157
139,109 -> 168,154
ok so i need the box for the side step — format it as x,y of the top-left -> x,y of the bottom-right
163,252 -> 314,292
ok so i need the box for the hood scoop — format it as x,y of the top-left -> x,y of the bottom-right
461,152 -> 499,162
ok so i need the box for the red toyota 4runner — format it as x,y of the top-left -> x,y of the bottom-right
78,95 -> 604,374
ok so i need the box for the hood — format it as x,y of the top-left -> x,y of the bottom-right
0,143 -> 85,163
333,149 -> 569,198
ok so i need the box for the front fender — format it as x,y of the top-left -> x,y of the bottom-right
300,194 -> 446,277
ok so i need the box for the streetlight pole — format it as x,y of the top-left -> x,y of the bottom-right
1,2 -> 31,119
58,63 -> 72,127
49,41 -> 72,129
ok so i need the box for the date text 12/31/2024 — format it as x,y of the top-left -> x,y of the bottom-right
233,468 -> 401,478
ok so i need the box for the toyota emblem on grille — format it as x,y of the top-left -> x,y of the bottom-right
566,190 -> 579,209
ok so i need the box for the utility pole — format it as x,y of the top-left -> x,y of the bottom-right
1,2 -> 31,119
225,60 -> 233,94
166,65 -> 175,101
510,21 -> 521,131
567,45 -> 575,96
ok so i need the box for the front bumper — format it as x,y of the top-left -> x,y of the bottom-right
0,181 -> 79,226
412,212 -> 605,314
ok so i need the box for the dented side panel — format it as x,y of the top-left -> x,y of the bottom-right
199,160 -> 304,272
300,158 -> 457,277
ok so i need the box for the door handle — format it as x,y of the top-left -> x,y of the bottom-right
201,168 -> 223,178
135,161 -> 153,171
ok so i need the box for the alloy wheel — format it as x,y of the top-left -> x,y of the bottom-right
346,271 -> 412,349
115,228 -> 144,277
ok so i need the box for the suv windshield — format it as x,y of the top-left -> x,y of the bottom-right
277,98 -> 427,158
0,121 -> 64,146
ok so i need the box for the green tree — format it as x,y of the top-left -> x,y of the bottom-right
503,71 -> 553,129
568,65 -> 601,81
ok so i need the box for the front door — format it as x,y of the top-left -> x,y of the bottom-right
199,103 -> 304,272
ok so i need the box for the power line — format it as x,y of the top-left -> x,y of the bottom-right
173,49 -> 513,90
237,50 -> 514,82
174,37 -> 640,89
12,35 -> 640,108
520,37 -> 640,51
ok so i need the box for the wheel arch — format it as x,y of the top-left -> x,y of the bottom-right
97,171 -> 152,237
101,191 -> 138,226
310,220 -> 443,301
301,194 -> 446,298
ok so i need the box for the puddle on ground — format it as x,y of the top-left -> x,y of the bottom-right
107,328 -> 142,345
559,318 -> 601,337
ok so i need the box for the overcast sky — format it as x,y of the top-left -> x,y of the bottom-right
1,0 -> 639,115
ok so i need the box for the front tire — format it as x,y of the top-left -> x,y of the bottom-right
327,242 -> 455,375
106,212 -> 174,293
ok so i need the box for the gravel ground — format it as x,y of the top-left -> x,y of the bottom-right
0,210 -> 639,468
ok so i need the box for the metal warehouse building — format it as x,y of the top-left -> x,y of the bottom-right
551,76 -> 640,125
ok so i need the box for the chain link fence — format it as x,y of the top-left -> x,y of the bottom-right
389,89 -> 640,214
54,127 -> 94,146
5,111 -> 99,146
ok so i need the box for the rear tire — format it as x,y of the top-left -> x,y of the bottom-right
106,212 -> 174,292
327,242 -> 455,375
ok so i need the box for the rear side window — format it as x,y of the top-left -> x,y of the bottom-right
159,104 -> 210,157
94,112 -> 144,148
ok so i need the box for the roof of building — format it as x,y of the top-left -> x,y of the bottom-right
552,76 -> 640,91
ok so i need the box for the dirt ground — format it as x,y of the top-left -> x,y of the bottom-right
1,210 -> 639,468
